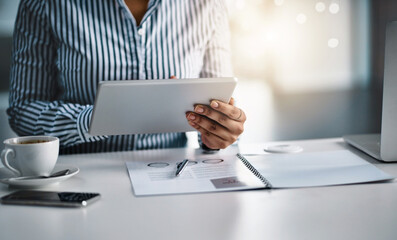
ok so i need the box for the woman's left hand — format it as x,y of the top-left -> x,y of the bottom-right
186,97 -> 246,149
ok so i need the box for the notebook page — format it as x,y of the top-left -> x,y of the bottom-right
244,150 -> 394,188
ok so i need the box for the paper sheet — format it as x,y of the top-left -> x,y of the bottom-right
126,154 -> 264,196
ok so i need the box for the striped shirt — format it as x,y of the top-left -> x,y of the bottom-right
8,0 -> 232,154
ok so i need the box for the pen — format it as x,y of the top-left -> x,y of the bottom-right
175,159 -> 189,177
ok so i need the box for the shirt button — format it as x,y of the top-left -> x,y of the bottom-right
138,28 -> 145,36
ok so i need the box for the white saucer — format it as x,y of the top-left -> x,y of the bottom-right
0,165 -> 79,188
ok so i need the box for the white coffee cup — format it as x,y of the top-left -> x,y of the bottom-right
1,136 -> 59,177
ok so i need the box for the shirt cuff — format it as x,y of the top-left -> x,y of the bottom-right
76,106 -> 108,143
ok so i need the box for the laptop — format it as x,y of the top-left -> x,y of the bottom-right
343,21 -> 397,162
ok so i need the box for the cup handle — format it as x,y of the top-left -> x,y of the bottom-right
1,148 -> 20,176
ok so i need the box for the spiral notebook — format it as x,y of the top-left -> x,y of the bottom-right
236,151 -> 393,189
126,150 -> 394,196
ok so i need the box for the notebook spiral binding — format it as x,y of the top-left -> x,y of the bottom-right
236,153 -> 273,189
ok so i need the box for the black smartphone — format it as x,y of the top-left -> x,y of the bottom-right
1,190 -> 100,208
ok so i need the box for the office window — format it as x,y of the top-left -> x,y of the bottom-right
228,0 -> 370,93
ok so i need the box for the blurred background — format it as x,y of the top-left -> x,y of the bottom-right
0,0 -> 396,145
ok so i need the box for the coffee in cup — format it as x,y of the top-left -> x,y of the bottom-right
18,140 -> 50,144
1,136 -> 59,177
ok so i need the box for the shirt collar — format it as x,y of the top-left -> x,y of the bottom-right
116,0 -> 161,20
116,0 -> 160,8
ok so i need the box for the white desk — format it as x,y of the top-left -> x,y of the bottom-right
1,138 -> 396,240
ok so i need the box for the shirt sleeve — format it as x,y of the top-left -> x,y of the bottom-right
7,0 -> 106,148
198,0 -> 234,150
199,0 -> 233,78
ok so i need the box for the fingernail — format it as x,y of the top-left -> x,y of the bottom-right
189,114 -> 196,120
195,106 -> 204,113
211,101 -> 219,108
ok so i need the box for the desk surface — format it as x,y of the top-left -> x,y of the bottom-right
1,138 -> 396,240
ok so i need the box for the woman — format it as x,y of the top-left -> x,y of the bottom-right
8,0 -> 246,154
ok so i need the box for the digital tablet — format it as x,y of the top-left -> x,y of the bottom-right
88,77 -> 237,136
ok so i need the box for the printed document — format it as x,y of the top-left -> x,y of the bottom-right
126,154 -> 265,196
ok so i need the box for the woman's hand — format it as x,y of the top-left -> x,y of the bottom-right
186,98 -> 246,149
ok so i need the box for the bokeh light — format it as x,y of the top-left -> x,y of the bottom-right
296,13 -> 307,24
315,2 -> 326,13
329,3 -> 340,14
